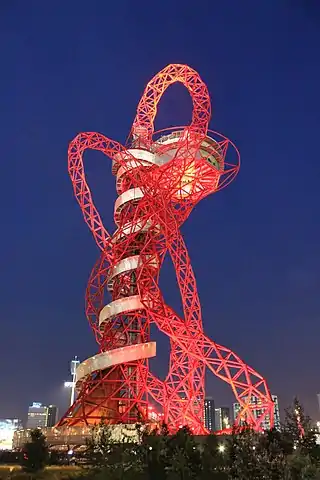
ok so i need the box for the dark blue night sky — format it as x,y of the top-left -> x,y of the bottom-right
1,0 -> 319,424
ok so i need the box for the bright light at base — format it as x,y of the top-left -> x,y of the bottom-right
218,444 -> 225,453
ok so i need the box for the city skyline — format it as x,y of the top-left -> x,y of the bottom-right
1,381 -> 319,431
1,0 -> 319,422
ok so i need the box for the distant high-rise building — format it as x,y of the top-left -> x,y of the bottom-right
317,394 -> 320,413
215,407 -> 231,431
272,395 -> 281,429
27,403 -> 48,429
46,405 -> 58,427
233,394 -> 280,430
204,397 -> 215,431
26,403 -> 59,429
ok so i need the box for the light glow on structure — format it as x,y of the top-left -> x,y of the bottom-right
148,405 -> 164,422
177,160 -> 196,198
57,63 -> 273,434
0,419 -> 22,450
223,416 -> 231,429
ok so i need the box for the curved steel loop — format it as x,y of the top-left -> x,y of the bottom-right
68,132 -> 120,253
68,132 -> 156,253
132,64 -> 211,145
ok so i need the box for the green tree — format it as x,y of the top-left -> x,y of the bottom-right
256,428 -> 290,480
21,428 -> 48,473
86,419 -> 113,470
165,426 -> 201,479
282,396 -> 320,478
142,423 -> 171,479
200,434 -> 228,479
285,452 -> 319,480
86,421 -> 146,479
227,427 -> 270,480
283,397 -> 318,457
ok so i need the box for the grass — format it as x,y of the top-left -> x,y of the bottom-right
0,466 -> 82,480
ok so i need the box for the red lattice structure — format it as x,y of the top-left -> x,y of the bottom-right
58,64 -> 274,434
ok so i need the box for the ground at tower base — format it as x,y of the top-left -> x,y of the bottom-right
57,63 -> 274,435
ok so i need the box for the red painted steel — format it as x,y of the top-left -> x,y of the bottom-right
58,64 -> 274,433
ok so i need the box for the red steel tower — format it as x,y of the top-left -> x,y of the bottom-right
58,64 -> 274,434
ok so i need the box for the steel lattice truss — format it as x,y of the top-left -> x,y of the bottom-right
58,64 -> 274,434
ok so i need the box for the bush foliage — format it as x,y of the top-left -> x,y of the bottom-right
18,399 -> 320,479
